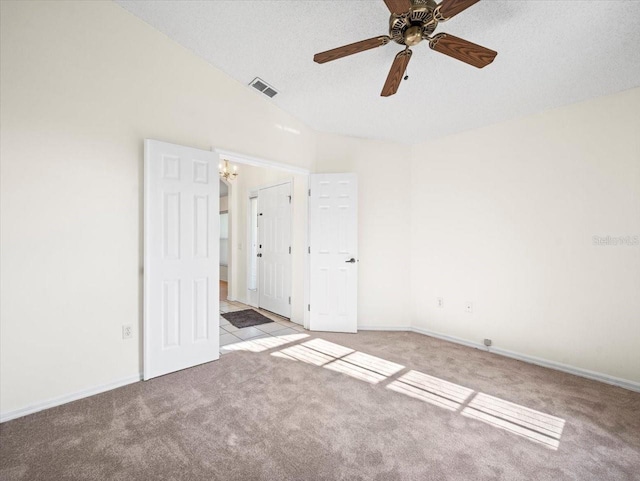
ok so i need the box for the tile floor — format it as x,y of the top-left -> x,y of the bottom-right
219,284 -> 306,355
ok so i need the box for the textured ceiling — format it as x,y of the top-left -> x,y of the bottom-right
116,0 -> 640,144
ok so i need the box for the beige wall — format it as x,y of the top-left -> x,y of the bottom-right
0,0 -> 315,415
315,133 -> 412,329
219,194 -> 229,281
219,195 -> 229,212
410,88 -> 640,384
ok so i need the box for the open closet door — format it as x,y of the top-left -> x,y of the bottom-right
144,140 -> 219,380
308,173 -> 358,333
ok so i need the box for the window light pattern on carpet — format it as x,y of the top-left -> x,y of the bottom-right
223,334 -> 565,450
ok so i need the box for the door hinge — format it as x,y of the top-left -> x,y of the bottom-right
308,304 -> 311,312
308,189 -> 311,197
288,246 -> 291,254
288,195 -> 292,203
288,296 -> 291,305
308,246 -> 311,254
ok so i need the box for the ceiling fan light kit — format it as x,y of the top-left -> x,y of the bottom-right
313,0 -> 497,97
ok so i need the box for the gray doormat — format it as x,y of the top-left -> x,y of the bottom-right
222,309 -> 274,329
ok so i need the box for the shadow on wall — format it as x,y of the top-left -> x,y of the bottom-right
222,333 -> 565,450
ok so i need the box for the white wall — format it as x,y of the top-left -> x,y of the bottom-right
0,0 -> 315,416
410,88 -> 640,384
226,163 -> 308,324
220,195 -> 229,212
315,133 -> 413,329
219,266 -> 229,283
219,195 -> 229,282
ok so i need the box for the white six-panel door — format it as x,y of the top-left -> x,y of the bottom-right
308,173 -> 358,333
258,182 -> 292,318
144,140 -> 219,380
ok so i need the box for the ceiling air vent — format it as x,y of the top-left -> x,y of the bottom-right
249,77 -> 278,98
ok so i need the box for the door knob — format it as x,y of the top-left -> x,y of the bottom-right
345,258 -> 356,264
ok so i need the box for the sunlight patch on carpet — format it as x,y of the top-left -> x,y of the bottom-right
222,333 -> 308,353
461,393 -> 565,450
387,370 -> 474,411
269,336 -> 565,449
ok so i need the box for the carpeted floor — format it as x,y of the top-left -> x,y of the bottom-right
1,331 -> 639,481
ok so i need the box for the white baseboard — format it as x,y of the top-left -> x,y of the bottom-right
4,326 -> 637,423
0,373 -> 142,423
489,345 -> 640,393
411,327 -> 485,350
357,325 -> 640,392
411,327 -> 640,393
359,325 -> 412,331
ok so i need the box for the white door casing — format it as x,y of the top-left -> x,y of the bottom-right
144,140 -> 219,380
308,173 -> 358,333
246,194 -> 259,308
258,182 -> 292,318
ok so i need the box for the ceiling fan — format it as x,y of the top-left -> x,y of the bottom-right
313,0 -> 497,97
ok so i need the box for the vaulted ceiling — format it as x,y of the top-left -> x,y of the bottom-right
116,0 -> 640,144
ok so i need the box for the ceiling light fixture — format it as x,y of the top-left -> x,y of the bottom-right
313,0 -> 497,97
219,159 -> 238,181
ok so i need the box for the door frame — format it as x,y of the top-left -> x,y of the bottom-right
245,191 -> 259,308
219,177 -> 232,301
213,148 -> 310,328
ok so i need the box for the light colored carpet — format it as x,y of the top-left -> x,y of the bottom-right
1,331 -> 639,480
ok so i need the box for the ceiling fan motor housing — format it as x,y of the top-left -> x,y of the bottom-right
389,0 -> 438,46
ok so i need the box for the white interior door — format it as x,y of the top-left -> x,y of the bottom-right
258,182 -> 292,318
308,173 -> 358,333
144,140 -> 219,380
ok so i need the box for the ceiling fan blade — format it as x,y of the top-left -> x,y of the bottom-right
381,49 -> 412,97
384,0 -> 412,14
436,0 -> 480,20
429,33 -> 497,68
314,36 -> 391,64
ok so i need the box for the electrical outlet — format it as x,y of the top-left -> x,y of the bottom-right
484,338 -> 492,347
437,297 -> 444,308
465,302 -> 473,313
122,324 -> 133,339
